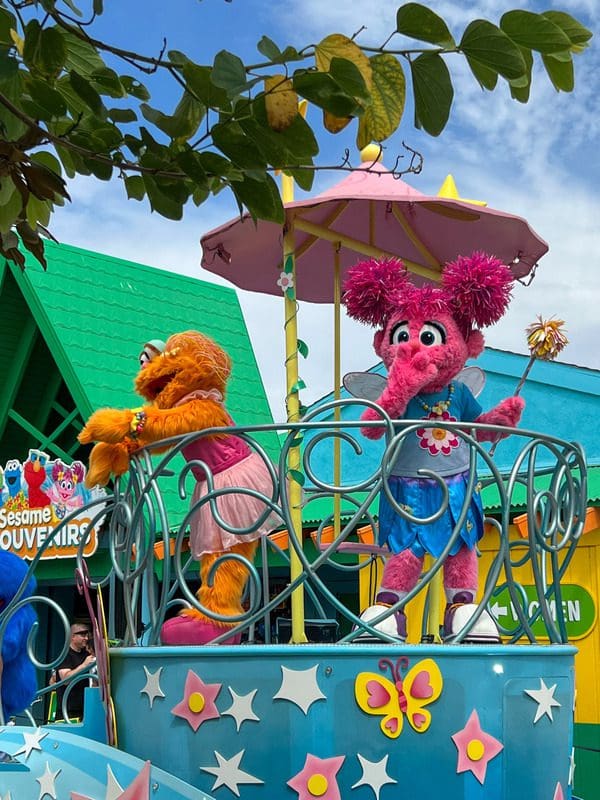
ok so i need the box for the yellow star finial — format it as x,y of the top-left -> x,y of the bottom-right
437,174 -> 487,206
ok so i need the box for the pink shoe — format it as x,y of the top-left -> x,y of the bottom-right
160,615 -> 242,646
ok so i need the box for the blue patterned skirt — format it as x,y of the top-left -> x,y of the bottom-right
378,471 -> 484,558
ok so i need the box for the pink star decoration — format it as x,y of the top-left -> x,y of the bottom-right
171,669 -> 221,732
451,709 -> 503,785
287,754 -> 345,800
71,760 -> 151,800
553,783 -> 564,800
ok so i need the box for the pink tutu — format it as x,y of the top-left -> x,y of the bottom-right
189,452 -> 281,557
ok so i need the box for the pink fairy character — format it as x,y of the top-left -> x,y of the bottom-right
343,252 -> 525,642
48,460 -> 85,519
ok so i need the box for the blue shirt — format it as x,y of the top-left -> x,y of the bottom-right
389,381 -> 482,478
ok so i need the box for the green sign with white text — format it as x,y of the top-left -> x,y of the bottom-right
490,584 -> 596,640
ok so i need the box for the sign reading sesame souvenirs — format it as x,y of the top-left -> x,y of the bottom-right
0,450 -> 107,560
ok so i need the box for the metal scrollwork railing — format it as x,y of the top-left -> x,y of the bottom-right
0,406 -> 588,726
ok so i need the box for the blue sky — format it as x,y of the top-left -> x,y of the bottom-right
49,0 -> 599,418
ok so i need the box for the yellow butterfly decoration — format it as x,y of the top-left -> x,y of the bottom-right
354,656 -> 443,739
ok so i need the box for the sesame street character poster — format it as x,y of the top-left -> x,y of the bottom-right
0,450 -> 107,560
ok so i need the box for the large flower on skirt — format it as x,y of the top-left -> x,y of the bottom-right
417,411 -> 459,456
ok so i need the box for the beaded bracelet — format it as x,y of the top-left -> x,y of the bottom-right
129,408 -> 147,439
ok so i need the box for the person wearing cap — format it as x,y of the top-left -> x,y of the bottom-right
55,623 -> 96,720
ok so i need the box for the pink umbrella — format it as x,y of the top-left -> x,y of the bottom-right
200,160 -> 548,302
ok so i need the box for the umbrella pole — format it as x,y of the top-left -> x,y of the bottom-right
282,175 -> 308,644
333,245 -> 342,538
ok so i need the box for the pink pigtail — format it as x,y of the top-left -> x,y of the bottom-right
51,459 -> 65,482
342,258 -> 409,327
442,251 -> 514,331
71,461 -> 85,485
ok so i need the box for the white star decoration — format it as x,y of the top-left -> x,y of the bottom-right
105,765 -> 125,800
273,665 -> 325,714
223,688 -> 260,731
352,754 -> 397,800
36,761 -> 61,800
2,792 -> 13,800
14,728 -> 48,760
568,747 -> 575,787
524,679 -> 561,723
140,666 -> 166,708
201,750 -> 263,796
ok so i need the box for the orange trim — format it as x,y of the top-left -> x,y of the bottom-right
514,506 -> 600,539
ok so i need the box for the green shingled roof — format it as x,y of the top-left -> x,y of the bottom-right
0,240 -> 277,530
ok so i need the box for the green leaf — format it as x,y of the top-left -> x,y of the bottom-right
290,378 -> 307,393
69,70 -> 105,115
0,55 -> 19,83
175,148 -> 208,186
285,287 -> 295,301
142,174 -> 184,220
287,469 -> 305,487
23,22 -> 67,79
541,11 -> 593,49
62,29 -> 106,78
293,71 -> 361,118
460,20 -> 527,81
284,254 -> 294,273
289,435 -> 304,448
542,52 -> 574,92
240,97 -> 318,167
329,57 -> 370,102
141,91 -> 204,140
26,78 -> 67,118
124,175 -> 145,200
182,63 -> 230,109
509,46 -> 533,102
212,50 -> 248,96
410,53 -> 452,137
91,67 -> 126,98
0,184 -> 23,234
93,0 -> 104,13
396,2 -> 456,48
30,151 -> 62,177
257,35 -> 281,60
0,8 -> 17,46
465,55 -> 498,91
500,10 -> 572,54
212,122 -> 267,170
230,173 -> 284,224
285,167 -> 314,193
297,338 -> 309,358
25,193 -> 52,228
108,107 -> 137,123
357,53 -> 406,148
120,75 -> 151,101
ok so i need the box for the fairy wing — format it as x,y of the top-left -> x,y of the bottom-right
344,368 -> 484,401
343,372 -> 388,402
401,658 -> 443,734
456,366 -> 486,398
354,671 -> 404,739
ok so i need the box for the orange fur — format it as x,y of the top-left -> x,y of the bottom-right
78,332 -> 232,486
182,540 -> 258,626
79,330 -> 261,644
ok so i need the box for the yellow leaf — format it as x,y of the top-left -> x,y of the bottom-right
264,75 -> 299,132
315,33 -> 372,91
357,54 -> 406,150
10,28 -> 24,55
323,110 -> 352,134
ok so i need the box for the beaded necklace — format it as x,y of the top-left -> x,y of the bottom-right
416,383 -> 454,417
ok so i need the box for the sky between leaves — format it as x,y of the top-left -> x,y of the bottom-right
44,0 -> 599,419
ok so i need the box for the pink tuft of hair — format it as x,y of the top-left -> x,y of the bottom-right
442,251 -> 514,330
342,258 -> 408,326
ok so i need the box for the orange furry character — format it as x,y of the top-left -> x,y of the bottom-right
78,330 -> 279,645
